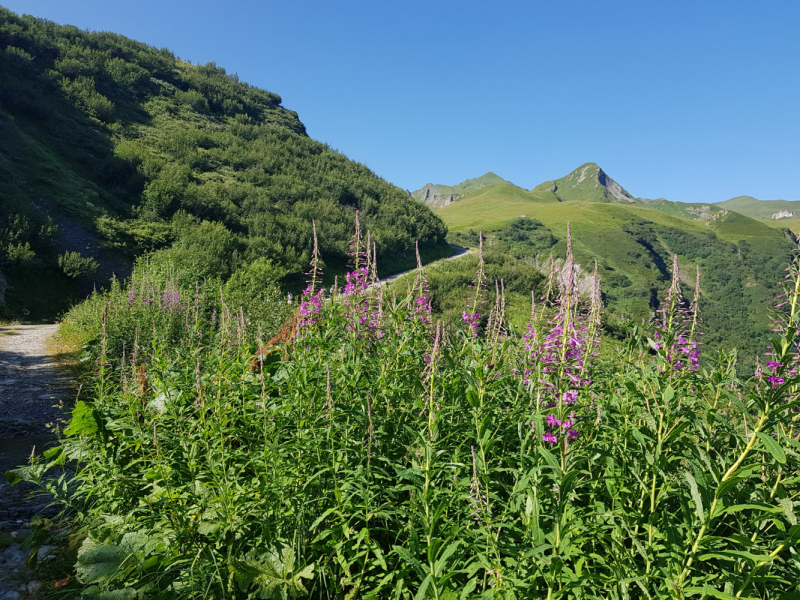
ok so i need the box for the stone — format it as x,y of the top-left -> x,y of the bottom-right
0,543 -> 27,569
25,581 -> 42,594
37,545 -> 56,562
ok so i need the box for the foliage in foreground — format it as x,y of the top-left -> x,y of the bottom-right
10,225 -> 800,599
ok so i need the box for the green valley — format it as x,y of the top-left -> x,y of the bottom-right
413,163 -> 796,364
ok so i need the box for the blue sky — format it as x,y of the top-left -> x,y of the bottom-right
5,1 -> 800,202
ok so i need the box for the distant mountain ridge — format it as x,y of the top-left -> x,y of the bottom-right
715,195 -> 800,220
410,172 -> 522,208
414,161 -> 797,365
413,164 -> 800,232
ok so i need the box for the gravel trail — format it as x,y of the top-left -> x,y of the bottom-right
0,325 -> 73,437
0,325 -> 74,598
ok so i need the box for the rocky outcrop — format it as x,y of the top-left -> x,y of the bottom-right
685,205 -> 728,223
412,184 -> 459,209
771,210 -> 795,220
596,168 -> 635,202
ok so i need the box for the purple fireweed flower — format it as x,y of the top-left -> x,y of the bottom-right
766,376 -> 785,388
562,390 -> 579,404
651,255 -> 702,373
463,234 -> 486,337
542,431 -> 558,445
161,289 -> 180,311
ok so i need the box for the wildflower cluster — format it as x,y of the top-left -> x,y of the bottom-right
298,221 -> 324,329
462,234 -> 486,336
522,224 -> 600,448
22,221 -> 800,600
755,248 -> 800,391
410,242 -> 432,325
650,256 -> 701,373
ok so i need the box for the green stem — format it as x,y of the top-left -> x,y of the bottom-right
676,412 -> 769,588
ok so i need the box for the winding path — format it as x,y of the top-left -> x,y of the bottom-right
375,244 -> 473,288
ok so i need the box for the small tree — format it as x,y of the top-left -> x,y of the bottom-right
58,251 -> 98,278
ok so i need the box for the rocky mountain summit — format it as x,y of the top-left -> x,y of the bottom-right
532,162 -> 637,203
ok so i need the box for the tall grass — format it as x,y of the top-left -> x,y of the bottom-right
10,225 -> 800,599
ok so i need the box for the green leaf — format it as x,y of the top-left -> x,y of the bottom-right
662,385 -> 674,402
778,497 -> 797,525
684,471 -> 704,522
5,466 -> 37,486
434,541 -> 460,575
538,446 -> 560,471
720,502 -> 782,515
232,545 -> 314,599
65,401 -> 99,437
684,586 -> 738,600
698,550 -> 774,568
757,432 -> 786,464
459,578 -> 477,600
82,589 -> 139,600
197,521 -> 221,536
413,574 -> 432,600
76,539 -> 129,584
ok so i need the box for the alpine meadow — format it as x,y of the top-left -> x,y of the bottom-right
1,6 -> 800,600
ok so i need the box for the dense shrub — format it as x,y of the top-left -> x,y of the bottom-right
58,251 -> 98,278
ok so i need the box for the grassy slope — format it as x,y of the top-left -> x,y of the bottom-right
411,172 -> 521,203
437,180 -> 794,362
715,195 -> 800,233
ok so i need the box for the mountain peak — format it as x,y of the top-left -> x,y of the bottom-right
411,172 -> 522,208
534,163 -> 636,203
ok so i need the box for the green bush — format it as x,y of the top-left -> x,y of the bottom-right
58,251 -> 98,278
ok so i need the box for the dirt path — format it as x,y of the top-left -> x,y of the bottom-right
0,325 -> 74,598
375,244 -> 473,288
0,325 -> 72,437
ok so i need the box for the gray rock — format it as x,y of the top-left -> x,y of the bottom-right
0,590 -> 21,600
0,543 -> 27,569
36,545 -> 56,562
24,581 -> 41,594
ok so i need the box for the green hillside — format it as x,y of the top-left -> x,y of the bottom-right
411,172 -> 521,208
715,195 -> 800,233
0,7 -> 448,320
435,166 -> 795,365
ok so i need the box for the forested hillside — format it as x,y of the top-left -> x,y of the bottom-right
0,7 -> 448,319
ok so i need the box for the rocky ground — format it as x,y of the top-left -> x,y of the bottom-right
0,325 -> 74,599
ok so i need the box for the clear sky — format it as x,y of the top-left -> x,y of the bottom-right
4,0 -> 799,202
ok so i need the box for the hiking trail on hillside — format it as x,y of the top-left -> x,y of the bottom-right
0,324 -> 74,599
